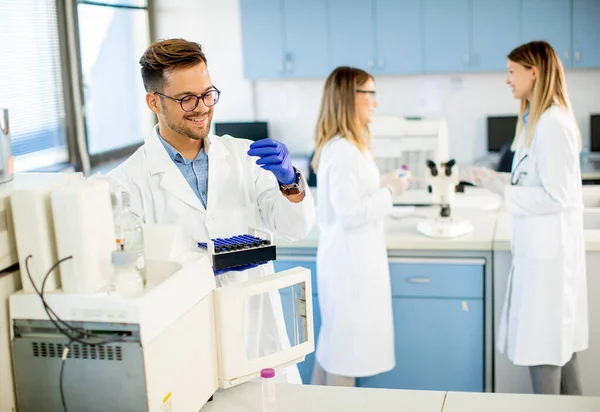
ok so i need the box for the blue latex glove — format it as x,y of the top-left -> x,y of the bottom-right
247,138 -> 296,185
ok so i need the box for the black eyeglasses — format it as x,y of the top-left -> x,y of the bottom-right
356,89 -> 376,96
154,87 -> 221,112
511,154 -> 528,185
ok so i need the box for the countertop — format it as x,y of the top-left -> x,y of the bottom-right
201,382 -> 600,412
277,187 -> 600,253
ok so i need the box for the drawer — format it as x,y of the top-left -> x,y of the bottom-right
389,258 -> 484,299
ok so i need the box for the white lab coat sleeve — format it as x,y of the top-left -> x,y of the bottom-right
252,158 -> 316,241
504,115 -> 579,216
327,144 -> 393,228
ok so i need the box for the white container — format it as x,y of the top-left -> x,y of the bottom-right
261,368 -> 276,412
51,178 -> 115,294
10,173 -> 83,293
111,250 -> 143,298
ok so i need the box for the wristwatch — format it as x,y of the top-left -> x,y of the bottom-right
279,168 -> 303,196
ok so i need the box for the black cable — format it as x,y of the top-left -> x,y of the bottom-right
59,340 -> 74,412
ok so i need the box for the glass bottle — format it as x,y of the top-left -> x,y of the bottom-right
113,191 -> 147,285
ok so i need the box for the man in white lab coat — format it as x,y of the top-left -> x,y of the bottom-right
108,39 -> 315,383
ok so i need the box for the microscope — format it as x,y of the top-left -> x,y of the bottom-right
416,159 -> 474,238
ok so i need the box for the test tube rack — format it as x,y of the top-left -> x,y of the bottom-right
198,229 -> 276,272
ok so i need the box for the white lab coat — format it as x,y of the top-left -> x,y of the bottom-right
108,127 -> 316,382
497,105 -> 588,366
314,137 -> 395,377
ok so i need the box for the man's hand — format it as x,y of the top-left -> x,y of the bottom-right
247,138 -> 296,185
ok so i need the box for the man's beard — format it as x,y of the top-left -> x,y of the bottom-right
163,106 -> 212,141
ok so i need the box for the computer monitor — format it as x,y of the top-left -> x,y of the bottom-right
591,114 -> 600,152
487,116 -> 518,152
214,122 -> 269,142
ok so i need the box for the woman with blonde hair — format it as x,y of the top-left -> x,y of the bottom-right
311,67 -> 409,387
467,41 -> 588,395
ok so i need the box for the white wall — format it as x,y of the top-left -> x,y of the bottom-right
153,0 -> 600,163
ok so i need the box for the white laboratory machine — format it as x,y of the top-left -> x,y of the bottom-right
416,159 -> 474,238
370,116 -> 449,189
3,173 -> 314,412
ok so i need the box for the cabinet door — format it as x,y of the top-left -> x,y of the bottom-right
573,0 -> 600,68
422,0 -> 470,73
274,258 -> 320,384
521,0 -> 572,67
328,0 -> 375,72
283,0 -> 329,77
239,0 -> 284,79
375,0 -> 422,75
471,0 -> 521,71
357,297 -> 484,391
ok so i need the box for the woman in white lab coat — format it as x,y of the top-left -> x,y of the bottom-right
311,67 -> 409,386
468,41 -> 588,395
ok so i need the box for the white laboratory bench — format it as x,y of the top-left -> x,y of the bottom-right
201,382 -> 600,412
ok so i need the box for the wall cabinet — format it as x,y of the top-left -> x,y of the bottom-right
239,0 -> 600,79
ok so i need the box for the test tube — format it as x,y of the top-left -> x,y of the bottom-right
261,368 -> 276,412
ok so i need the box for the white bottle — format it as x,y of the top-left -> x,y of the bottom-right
111,250 -> 144,298
261,368 -> 276,412
113,191 -> 147,285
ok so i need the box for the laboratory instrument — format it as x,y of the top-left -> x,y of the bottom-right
198,230 -> 276,273
370,116 -> 449,189
0,109 -> 14,184
417,159 -> 474,238
5,172 -> 314,412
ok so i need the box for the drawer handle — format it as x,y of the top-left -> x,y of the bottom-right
406,277 -> 431,284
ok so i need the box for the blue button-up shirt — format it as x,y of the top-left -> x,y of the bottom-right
157,131 -> 209,209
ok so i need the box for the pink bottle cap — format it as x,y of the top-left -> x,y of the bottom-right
261,368 -> 275,378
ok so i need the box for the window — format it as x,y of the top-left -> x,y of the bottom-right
0,0 -> 70,171
77,0 -> 152,161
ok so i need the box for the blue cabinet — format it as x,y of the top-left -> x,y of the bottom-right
358,260 -> 485,391
283,0 -> 330,77
375,0 -> 423,75
358,297 -> 484,391
239,0 -> 284,79
422,0 -> 470,73
274,258 -> 319,384
573,0 -> 600,68
239,0 -> 329,79
521,0 -> 572,67
471,0 -> 521,71
328,0 -> 375,71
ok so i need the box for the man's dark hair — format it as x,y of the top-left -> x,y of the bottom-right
139,38 -> 208,92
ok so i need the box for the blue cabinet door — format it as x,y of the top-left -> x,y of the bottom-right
422,0 -> 470,73
573,0 -> 600,68
283,0 -> 329,77
521,0 -> 572,67
328,0 -> 375,72
239,0 -> 284,79
374,0 -> 422,75
357,297 -> 484,391
471,0 -> 521,71
274,258 -> 320,384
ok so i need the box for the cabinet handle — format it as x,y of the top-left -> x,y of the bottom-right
473,53 -> 480,67
378,57 -> 384,69
463,54 -> 470,65
368,58 -> 374,70
406,277 -> 431,284
575,50 -> 580,63
564,51 -> 569,61
285,52 -> 293,74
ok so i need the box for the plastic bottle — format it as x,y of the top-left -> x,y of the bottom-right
113,191 -> 147,285
261,368 -> 276,412
111,250 -> 144,298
